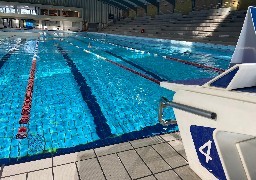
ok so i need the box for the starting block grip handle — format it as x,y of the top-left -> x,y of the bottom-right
161,97 -> 217,120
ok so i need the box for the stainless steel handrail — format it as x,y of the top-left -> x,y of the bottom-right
158,97 -> 177,126
159,97 -> 217,126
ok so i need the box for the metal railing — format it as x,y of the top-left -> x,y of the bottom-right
159,97 -> 217,126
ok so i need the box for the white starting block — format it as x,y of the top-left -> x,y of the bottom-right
159,6 -> 256,180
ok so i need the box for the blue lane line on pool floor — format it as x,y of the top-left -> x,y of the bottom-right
0,39 -> 26,69
71,37 -> 167,81
57,46 -> 112,139
87,36 -> 225,73
105,51 -> 167,82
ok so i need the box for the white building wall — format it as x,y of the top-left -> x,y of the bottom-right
0,18 -> 3,28
0,0 -> 125,31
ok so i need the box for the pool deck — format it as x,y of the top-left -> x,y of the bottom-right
0,133 -> 201,180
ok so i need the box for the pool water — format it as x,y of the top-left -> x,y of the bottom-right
0,31 -> 234,165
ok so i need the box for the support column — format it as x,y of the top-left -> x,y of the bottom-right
14,5 -> 17,14
147,4 -> 158,17
174,0 -> 192,14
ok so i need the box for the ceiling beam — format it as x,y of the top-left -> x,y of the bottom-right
165,0 -> 175,7
110,0 -> 137,11
101,0 -> 129,11
144,0 -> 159,7
127,0 -> 147,10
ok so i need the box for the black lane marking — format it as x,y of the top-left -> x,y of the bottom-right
111,39 -> 226,73
57,46 -> 112,139
105,51 -> 167,82
69,37 -> 161,84
88,37 -> 226,74
165,56 -> 225,73
71,37 -> 167,81
103,57 -> 161,84
0,39 -> 26,69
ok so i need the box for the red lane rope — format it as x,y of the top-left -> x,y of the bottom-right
164,56 -> 225,73
82,48 -> 161,84
16,42 -> 38,139
89,37 -> 226,74
104,58 -> 160,85
20,59 -> 36,124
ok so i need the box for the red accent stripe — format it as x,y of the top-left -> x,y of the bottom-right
92,37 -> 226,73
165,56 -> 225,73
19,59 -> 37,124
104,59 -> 160,84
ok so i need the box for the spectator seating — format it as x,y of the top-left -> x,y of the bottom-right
101,8 -> 246,45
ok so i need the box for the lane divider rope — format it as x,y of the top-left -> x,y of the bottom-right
71,37 -> 167,81
65,38 -> 162,85
16,40 -> 39,139
164,56 -> 225,73
83,49 -> 161,85
117,38 -> 230,61
87,36 -> 225,74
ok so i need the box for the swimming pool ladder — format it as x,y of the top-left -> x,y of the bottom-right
158,97 -> 217,126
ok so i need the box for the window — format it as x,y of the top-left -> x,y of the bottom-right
72,22 -> 80,27
31,10 -> 36,15
6,8 -> 15,13
41,9 -> 48,15
21,9 -> 31,14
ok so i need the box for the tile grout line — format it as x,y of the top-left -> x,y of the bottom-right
75,162 -> 81,180
171,164 -> 191,180
96,141 -> 167,158
150,145 -> 183,180
129,139 -> 167,150
134,164 -> 189,179
1,167 -> 53,178
52,156 -> 54,180
2,137 -> 177,178
93,149 -> 107,180
50,141 -> 168,168
135,174 -> 157,180
172,164 -> 189,171
96,148 -> 134,158
152,165 -> 189,180
159,136 -> 188,162
0,165 -> 4,179
52,156 -> 96,167
128,142 -> 157,180
115,152 -> 132,180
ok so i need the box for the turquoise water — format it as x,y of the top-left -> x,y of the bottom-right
0,31 -> 233,164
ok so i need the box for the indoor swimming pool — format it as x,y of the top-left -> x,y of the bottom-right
0,31 -> 234,165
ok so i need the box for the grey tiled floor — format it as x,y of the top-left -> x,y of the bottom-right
1,133 -> 201,180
